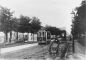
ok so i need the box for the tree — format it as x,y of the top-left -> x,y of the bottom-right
31,17 -> 41,41
12,17 -> 20,42
71,1 -> 86,46
45,25 -> 61,35
0,6 -> 13,43
18,15 -> 31,33
15,15 -> 31,42
31,17 -> 41,33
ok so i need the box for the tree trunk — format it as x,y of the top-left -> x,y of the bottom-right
33,33 -> 34,41
23,33 -> 24,39
28,33 -> 29,41
16,32 -> 18,42
9,31 -> 12,43
4,32 -> 8,43
23,33 -> 24,42
31,33 -> 32,41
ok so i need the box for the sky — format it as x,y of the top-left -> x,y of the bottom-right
0,0 -> 82,34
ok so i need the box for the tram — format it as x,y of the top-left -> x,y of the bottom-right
37,29 -> 51,45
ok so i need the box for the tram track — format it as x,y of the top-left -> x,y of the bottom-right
23,45 -> 49,59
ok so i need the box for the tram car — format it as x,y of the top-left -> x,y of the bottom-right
37,29 -> 51,45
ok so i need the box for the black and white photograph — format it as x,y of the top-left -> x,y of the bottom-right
0,0 -> 86,60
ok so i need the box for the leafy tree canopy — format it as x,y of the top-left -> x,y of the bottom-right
71,0 -> 86,39
31,17 -> 41,33
0,6 -> 13,33
45,25 -> 64,35
18,15 -> 31,33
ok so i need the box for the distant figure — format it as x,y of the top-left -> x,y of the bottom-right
54,37 -> 60,44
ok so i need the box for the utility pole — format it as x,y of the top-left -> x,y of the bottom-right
71,10 -> 76,53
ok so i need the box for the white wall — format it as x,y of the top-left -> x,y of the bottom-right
0,32 -> 5,43
28,33 -> 37,41
0,31 -> 38,44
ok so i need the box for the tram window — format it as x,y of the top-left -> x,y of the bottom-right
38,32 -> 41,37
43,32 -> 44,37
45,32 -> 46,37
40,32 -> 43,37
47,33 -> 50,39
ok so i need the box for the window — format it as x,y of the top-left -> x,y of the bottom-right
47,32 -> 50,39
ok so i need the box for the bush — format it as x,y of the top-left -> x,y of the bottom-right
78,37 -> 86,46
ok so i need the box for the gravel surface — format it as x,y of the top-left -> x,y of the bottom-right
0,41 -> 86,60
